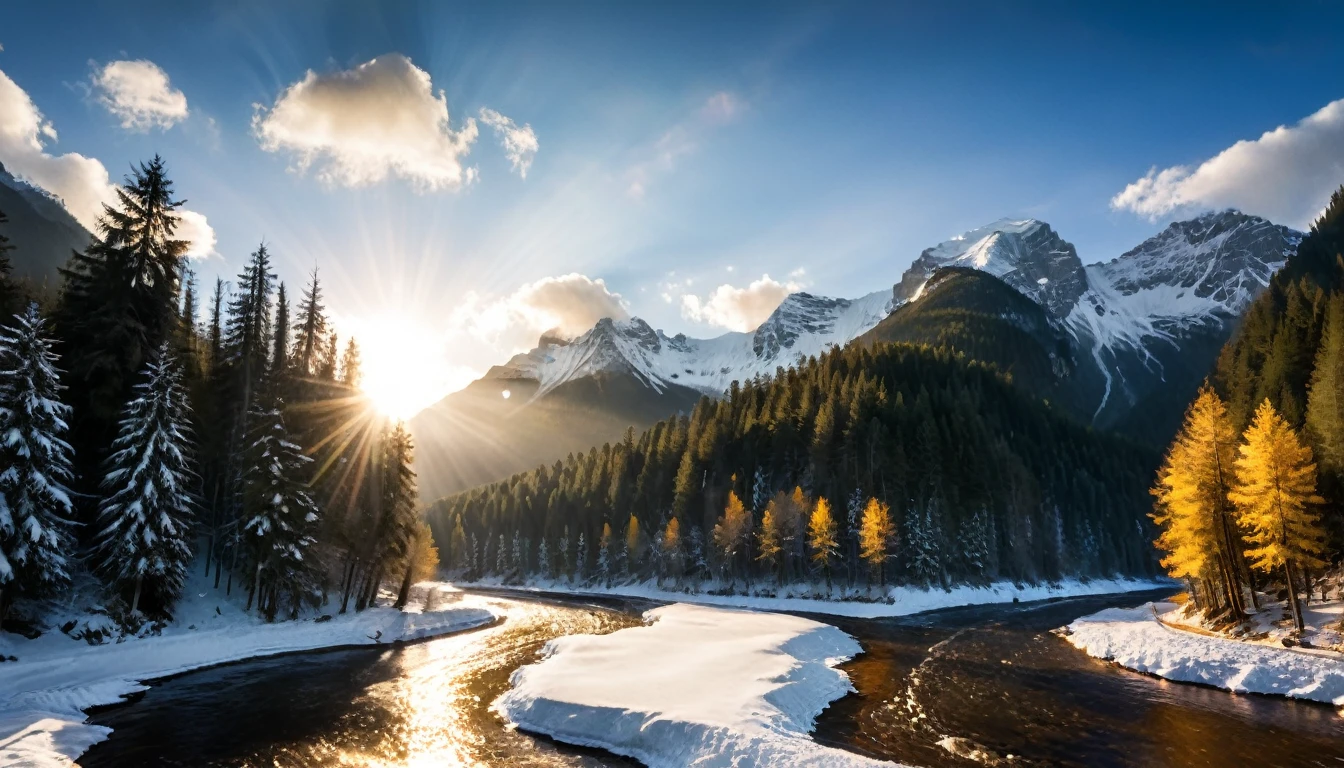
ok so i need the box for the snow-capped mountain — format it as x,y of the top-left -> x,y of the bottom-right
484,289 -> 897,398
411,209 -> 1301,499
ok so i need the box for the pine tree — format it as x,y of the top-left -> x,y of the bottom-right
1230,399 -> 1328,632
272,283 -> 290,378
319,331 -> 339,381
859,498 -> 893,587
339,338 -> 362,389
57,157 -> 190,498
449,515 -> 468,572
93,344 -> 197,614
1306,294 -> 1344,474
241,406 -> 322,621
380,423 -> 421,609
537,538 -> 551,579
846,488 -> 863,586
0,305 -> 78,619
624,514 -> 641,576
0,209 -> 16,318
808,498 -> 839,591
958,507 -> 994,583
576,532 -> 588,581
907,500 -> 943,587
661,518 -> 682,584
293,268 -> 328,379
1152,386 -> 1248,619
496,533 -> 509,575
597,522 -> 613,585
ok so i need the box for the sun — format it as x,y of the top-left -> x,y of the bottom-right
344,311 -> 455,420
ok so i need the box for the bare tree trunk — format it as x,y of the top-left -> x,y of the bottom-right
131,574 -> 143,614
395,558 -> 415,610
1285,562 -> 1305,633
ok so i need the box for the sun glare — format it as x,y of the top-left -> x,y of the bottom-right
346,312 -> 457,420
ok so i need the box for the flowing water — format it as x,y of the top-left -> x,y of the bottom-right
79,589 -> 1343,767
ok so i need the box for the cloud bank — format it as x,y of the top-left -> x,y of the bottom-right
681,273 -> 800,332
1112,97 -> 1344,229
92,59 -> 189,131
0,68 -> 216,257
253,54 -> 479,191
453,273 -> 630,354
479,108 -> 538,178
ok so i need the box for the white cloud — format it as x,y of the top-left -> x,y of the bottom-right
92,59 -> 189,131
479,108 -> 538,178
252,53 -> 479,191
0,67 -> 216,254
452,273 -> 629,354
1112,97 -> 1344,229
700,91 -> 744,123
680,273 -> 801,332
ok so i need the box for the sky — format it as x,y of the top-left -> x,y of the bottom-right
3,1 -> 1344,416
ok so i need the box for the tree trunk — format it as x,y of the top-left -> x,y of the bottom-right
1285,562 -> 1305,634
395,557 -> 415,610
130,574 -> 143,614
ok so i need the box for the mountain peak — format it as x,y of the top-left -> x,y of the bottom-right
897,217 -> 1087,317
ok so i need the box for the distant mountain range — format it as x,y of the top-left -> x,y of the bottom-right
0,161 -> 93,290
410,210 -> 1302,501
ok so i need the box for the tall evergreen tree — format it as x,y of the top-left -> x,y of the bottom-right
93,344 -> 196,614
57,156 -> 191,500
292,267 -> 328,379
1230,399 -> 1327,633
271,282 -> 290,379
339,338 -> 362,389
241,405 -> 322,621
0,305 -> 78,619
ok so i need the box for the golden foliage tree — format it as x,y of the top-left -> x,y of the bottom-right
1230,399 -> 1328,632
625,514 -> 642,574
756,499 -> 783,579
713,491 -> 753,588
660,517 -> 682,584
859,498 -> 894,587
1151,385 -> 1248,619
808,498 -> 839,591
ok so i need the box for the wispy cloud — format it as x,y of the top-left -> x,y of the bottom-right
627,90 -> 746,199
479,108 -> 539,178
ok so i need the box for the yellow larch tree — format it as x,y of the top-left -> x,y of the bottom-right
808,498 -> 839,592
624,514 -> 642,574
1151,385 -> 1248,620
1229,398 -> 1328,633
713,491 -> 752,589
659,518 -> 681,585
756,499 -> 783,581
859,498 -> 894,587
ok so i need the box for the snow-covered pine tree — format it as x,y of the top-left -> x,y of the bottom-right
558,527 -> 571,581
0,305 -> 78,619
597,522 -> 612,585
467,531 -> 479,577
537,538 -> 551,579
496,533 -> 508,575
575,532 -> 587,582
511,531 -> 524,576
907,500 -> 943,587
957,506 -> 994,584
752,468 -> 771,514
94,343 -> 197,615
846,488 -> 863,584
241,405 -> 322,621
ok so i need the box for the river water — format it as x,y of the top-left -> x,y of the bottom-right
79,589 -> 1342,768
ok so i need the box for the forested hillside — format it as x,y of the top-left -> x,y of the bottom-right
428,342 -> 1160,591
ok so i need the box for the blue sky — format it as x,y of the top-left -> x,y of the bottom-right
2,1 -> 1343,413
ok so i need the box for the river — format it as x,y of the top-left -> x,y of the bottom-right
79,589 -> 1342,767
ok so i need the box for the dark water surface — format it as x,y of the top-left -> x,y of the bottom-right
79,589 -> 1342,767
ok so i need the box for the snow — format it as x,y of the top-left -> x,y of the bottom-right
458,576 -> 1174,619
0,572 -> 500,767
1066,601 -> 1344,705
493,602 -> 904,767
490,289 -> 896,400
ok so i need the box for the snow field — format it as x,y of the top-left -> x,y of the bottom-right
0,577 -> 500,767
1066,602 -> 1344,705
493,602 -> 906,767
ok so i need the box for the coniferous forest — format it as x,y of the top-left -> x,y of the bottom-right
0,157 -> 435,627
428,342 -> 1161,592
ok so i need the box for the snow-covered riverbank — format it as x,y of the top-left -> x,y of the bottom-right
1066,602 -> 1344,705
459,576 -> 1175,618
494,602 -> 904,767
0,576 -> 500,767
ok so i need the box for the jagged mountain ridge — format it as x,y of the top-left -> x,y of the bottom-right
410,209 -> 1300,500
